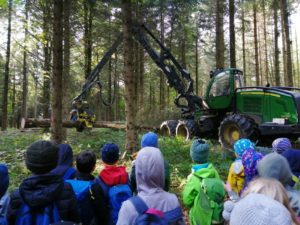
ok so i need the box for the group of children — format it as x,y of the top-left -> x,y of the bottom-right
0,132 -> 300,225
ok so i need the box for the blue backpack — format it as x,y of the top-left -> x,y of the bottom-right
65,179 -> 96,225
15,203 -> 61,225
130,196 -> 184,225
96,178 -> 132,225
62,168 -> 76,180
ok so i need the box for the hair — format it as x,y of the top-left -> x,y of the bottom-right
243,178 -> 300,225
76,151 -> 96,174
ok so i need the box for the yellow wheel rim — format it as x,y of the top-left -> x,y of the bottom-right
223,124 -> 241,146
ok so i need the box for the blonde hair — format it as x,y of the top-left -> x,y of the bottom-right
244,178 -> 300,225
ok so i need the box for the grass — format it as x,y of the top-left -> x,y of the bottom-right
0,128 -> 233,197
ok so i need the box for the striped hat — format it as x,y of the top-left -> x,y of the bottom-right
272,138 -> 291,154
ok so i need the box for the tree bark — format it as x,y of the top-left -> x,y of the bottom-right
229,0 -> 236,68
262,0 -> 269,84
51,0 -> 64,143
215,0 -> 225,68
195,23 -> 199,95
295,30 -> 300,87
280,0 -> 293,86
159,3 -> 165,110
122,0 -> 138,152
273,0 -> 280,86
253,2 -> 260,86
84,1 -> 93,78
241,0 -> 247,85
1,0 -> 12,131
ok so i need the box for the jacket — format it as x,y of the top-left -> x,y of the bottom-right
227,160 -> 245,194
7,173 -> 80,224
99,165 -> 128,186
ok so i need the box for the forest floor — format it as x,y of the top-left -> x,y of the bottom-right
0,128 -> 233,199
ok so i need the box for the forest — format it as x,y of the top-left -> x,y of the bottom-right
0,0 -> 300,150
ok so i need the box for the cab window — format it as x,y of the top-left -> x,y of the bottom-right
209,72 -> 230,97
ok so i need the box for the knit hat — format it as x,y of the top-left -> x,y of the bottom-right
25,140 -> 59,174
190,139 -> 209,164
272,138 -> 292,154
230,193 -> 292,225
257,153 -> 292,185
0,164 -> 9,199
234,139 -> 255,159
141,132 -> 158,148
242,149 -> 263,186
101,143 -> 119,164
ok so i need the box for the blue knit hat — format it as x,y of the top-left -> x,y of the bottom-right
0,164 -> 9,199
234,139 -> 255,159
141,132 -> 158,148
272,138 -> 291,154
190,139 -> 209,164
101,143 -> 120,164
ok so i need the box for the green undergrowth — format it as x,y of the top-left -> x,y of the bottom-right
0,128 -> 233,199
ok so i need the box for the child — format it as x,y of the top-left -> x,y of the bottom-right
52,143 -> 76,180
70,151 -> 108,225
272,137 -> 292,154
0,164 -> 9,223
227,138 -> 254,194
257,153 -> 300,217
130,132 -> 170,193
7,140 -> 80,224
183,139 -> 224,225
117,147 -> 184,225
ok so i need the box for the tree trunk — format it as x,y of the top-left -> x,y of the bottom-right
273,0 -> 280,86
107,15 -> 113,121
262,0 -> 269,84
1,0 -> 12,131
84,1 -> 93,78
114,52 -> 119,121
11,74 -> 16,127
122,0 -> 138,152
195,24 -> 199,95
295,30 -> 300,87
229,0 -> 236,68
51,0 -> 64,143
21,0 -> 29,121
241,0 -> 247,85
280,0 -> 293,86
215,0 -> 225,68
253,2 -> 260,86
159,4 -> 165,110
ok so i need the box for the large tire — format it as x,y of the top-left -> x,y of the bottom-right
219,114 -> 258,150
160,120 -> 178,136
176,119 -> 200,140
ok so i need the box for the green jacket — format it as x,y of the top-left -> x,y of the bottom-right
183,163 -> 222,225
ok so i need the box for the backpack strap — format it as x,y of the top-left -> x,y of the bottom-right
130,196 -> 148,215
95,177 -> 110,197
63,167 -> 76,180
164,207 -> 183,222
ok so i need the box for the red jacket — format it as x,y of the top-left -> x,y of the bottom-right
99,165 -> 128,186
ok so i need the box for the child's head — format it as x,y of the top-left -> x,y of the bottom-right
234,138 -> 255,159
141,132 -> 158,148
101,143 -> 120,165
190,139 -> 209,164
25,140 -> 59,174
242,149 -> 263,185
230,193 -> 292,225
272,137 -> 292,154
0,164 -> 9,198
76,151 -> 96,174
58,144 -> 73,167
257,152 -> 292,186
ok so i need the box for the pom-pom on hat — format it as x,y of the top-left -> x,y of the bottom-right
0,164 -> 9,199
25,140 -> 59,174
234,138 -> 255,158
272,138 -> 292,154
141,132 -> 158,148
101,143 -> 120,164
190,139 -> 209,164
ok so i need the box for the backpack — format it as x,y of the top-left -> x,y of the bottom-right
15,203 -> 61,225
96,178 -> 132,225
192,174 -> 225,225
0,215 -> 7,225
63,168 -> 76,180
65,179 -> 96,225
130,196 -> 183,225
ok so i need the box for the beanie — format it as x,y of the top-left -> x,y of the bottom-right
257,153 -> 292,185
230,193 -> 292,225
25,140 -> 59,174
141,132 -> 158,148
101,143 -> 119,164
272,138 -> 292,154
0,164 -> 9,199
234,138 -> 255,159
190,139 -> 209,164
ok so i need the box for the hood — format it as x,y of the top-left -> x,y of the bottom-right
282,149 -> 300,175
257,153 -> 292,186
51,144 -> 74,176
0,164 -> 9,199
99,166 -> 128,186
19,174 -> 64,208
136,147 -> 165,195
193,163 -> 218,178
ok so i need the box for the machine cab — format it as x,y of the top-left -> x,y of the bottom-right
204,68 -> 243,110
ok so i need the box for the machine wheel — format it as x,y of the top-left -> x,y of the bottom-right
160,120 -> 178,136
219,114 -> 258,149
176,119 -> 200,140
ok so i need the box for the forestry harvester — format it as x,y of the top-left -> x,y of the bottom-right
73,24 -> 300,149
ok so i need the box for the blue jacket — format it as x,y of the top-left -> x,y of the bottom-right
282,149 -> 300,177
